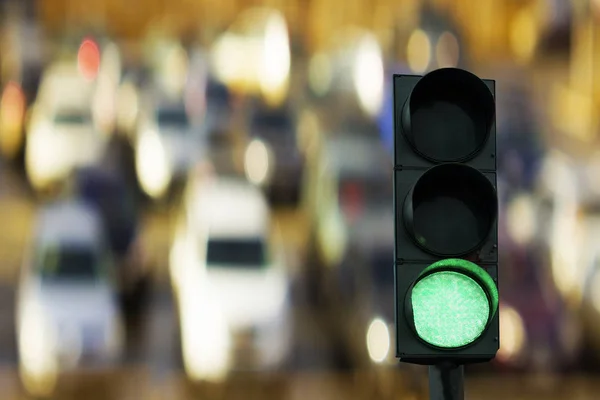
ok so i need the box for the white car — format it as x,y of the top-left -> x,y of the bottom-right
16,201 -> 124,397
170,175 -> 291,382
25,62 -> 106,192
135,99 -> 205,199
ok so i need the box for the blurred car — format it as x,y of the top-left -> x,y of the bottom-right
16,200 -> 124,397
243,102 -> 305,205
25,61 -> 105,193
56,35 -> 127,138
170,175 -> 291,382
134,95 -> 206,200
71,166 -> 150,315
304,126 -> 392,285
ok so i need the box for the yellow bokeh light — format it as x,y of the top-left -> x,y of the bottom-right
506,194 -> 537,246
244,139 -> 271,185
510,8 -> 538,63
498,305 -> 526,363
550,202 -> 584,306
407,29 -> 431,73
297,109 -> 320,157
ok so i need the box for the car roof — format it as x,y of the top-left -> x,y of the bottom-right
35,200 -> 104,246
190,177 -> 269,237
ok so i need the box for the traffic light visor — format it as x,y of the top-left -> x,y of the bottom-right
403,163 -> 497,256
401,68 -> 495,162
407,259 -> 498,349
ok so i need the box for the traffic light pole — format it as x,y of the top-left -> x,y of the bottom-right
428,363 -> 464,400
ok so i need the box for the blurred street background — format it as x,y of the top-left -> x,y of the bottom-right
0,0 -> 599,398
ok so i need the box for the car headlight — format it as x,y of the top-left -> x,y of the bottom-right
26,128 -> 66,187
180,290 -> 231,382
18,302 -> 58,377
366,317 -> 391,364
136,131 -> 172,199
18,311 -> 60,397
244,138 -> 274,186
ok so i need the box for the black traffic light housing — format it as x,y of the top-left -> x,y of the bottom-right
394,68 -> 499,365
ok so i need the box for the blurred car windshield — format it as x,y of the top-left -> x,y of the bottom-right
53,110 -> 91,125
38,244 -> 102,281
157,108 -> 189,128
206,237 -> 266,268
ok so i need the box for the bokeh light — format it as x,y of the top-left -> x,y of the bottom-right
497,304 -> 526,363
411,271 -> 490,348
436,31 -> 460,68
510,7 -> 538,64
308,53 -> 332,96
77,38 -> 100,81
0,81 -> 26,158
353,34 -> 384,117
407,29 -> 431,73
244,139 -> 271,185
506,194 -> 537,246
366,318 -> 390,363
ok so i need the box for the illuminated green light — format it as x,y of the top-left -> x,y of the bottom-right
411,267 -> 492,348
422,258 -> 499,314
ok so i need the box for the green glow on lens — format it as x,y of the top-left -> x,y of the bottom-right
411,271 -> 490,348
421,258 -> 498,315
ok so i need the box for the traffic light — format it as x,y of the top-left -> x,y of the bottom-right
393,68 -> 498,365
